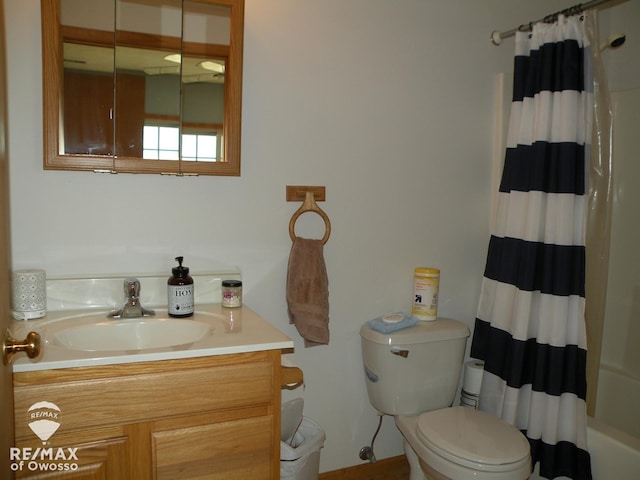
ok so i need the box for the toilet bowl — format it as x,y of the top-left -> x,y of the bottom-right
396,408 -> 531,480
360,319 -> 531,480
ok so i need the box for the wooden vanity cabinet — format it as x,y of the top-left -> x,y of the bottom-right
12,350 -> 283,479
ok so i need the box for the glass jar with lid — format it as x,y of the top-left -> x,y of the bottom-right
221,280 -> 242,308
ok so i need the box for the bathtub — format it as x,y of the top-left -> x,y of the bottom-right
529,416 -> 640,479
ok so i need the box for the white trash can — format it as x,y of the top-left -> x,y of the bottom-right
281,399 -> 325,480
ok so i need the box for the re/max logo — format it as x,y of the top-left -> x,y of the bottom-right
10,447 -> 78,461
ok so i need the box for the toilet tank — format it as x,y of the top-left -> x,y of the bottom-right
360,318 -> 470,416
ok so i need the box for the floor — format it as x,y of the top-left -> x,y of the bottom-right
318,455 -> 410,480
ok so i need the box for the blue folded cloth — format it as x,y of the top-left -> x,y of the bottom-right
365,312 -> 418,333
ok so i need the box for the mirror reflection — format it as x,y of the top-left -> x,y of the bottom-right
44,0 -> 243,175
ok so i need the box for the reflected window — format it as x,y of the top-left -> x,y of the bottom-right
143,125 -> 220,162
182,134 -> 217,162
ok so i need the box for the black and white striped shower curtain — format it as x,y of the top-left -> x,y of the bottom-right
470,15 -> 592,480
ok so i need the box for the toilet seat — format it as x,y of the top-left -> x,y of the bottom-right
416,407 -> 530,474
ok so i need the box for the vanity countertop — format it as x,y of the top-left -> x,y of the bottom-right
11,304 -> 294,373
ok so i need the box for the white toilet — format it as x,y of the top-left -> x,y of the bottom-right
360,318 -> 531,480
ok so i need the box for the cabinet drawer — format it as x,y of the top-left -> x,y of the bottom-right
14,355 -> 275,440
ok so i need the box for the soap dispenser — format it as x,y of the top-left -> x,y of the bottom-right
168,256 -> 194,318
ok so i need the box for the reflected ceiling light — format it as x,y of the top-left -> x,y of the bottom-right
164,53 -> 182,64
198,61 -> 225,74
183,74 -> 219,83
144,65 -> 181,75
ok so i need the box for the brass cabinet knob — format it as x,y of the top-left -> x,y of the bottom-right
3,329 -> 41,365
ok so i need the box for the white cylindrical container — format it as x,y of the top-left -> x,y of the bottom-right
411,267 -> 439,321
12,269 -> 47,320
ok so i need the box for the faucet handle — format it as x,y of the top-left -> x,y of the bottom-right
124,277 -> 140,298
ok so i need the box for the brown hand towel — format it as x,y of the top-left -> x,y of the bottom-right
286,237 -> 329,347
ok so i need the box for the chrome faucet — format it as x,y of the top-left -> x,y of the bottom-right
108,277 -> 155,319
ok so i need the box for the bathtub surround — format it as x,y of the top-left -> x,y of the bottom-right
471,14 -> 594,479
593,86 -> 640,441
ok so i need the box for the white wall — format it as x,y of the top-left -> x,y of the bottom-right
5,0 -> 582,473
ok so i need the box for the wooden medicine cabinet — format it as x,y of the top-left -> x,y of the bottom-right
41,0 -> 244,176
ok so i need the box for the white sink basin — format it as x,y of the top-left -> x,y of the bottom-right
53,317 -> 211,352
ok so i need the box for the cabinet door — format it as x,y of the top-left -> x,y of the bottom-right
114,73 -> 145,158
152,414 -> 275,480
63,71 -> 114,156
63,71 -> 145,157
14,426 -> 129,479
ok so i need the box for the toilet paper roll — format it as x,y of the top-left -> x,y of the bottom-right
12,269 -> 47,320
463,360 -> 484,396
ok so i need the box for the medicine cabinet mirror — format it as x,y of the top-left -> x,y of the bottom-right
42,0 -> 244,175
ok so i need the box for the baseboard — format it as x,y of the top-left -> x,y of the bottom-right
318,455 -> 409,480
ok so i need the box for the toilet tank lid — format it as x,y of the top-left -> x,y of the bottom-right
360,318 -> 469,345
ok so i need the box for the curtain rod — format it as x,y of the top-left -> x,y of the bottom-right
491,0 -> 613,45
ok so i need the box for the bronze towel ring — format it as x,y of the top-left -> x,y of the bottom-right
289,191 -> 331,244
